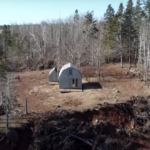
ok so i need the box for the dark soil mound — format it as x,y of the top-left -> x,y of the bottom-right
30,96 -> 150,150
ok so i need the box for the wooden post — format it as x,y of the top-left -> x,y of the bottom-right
25,99 -> 28,114
6,112 -> 8,131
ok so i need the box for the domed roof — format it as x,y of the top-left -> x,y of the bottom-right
59,63 -> 77,77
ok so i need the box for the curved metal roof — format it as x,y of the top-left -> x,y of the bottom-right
59,63 -> 77,77
49,67 -> 56,75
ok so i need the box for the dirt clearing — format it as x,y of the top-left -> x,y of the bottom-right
15,64 -> 150,113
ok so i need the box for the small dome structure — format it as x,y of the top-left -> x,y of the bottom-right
49,67 -> 57,82
59,63 -> 82,90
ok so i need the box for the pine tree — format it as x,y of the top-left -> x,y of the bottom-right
115,3 -> 124,67
122,0 -> 135,68
84,11 -> 98,65
2,25 -> 12,46
104,4 -> 115,50
74,9 -> 79,23
134,0 -> 142,29
144,0 -> 150,20
1,25 -> 12,64
0,32 -> 7,77
84,11 -> 98,38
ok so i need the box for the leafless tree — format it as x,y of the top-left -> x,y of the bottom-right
138,21 -> 150,87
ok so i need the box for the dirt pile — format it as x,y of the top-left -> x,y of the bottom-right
30,96 -> 150,150
0,96 -> 149,150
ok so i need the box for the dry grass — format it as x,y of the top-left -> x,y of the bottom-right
15,64 -> 150,113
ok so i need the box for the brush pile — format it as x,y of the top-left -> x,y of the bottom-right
30,96 -> 150,150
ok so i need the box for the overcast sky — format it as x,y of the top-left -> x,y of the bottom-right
0,0 -> 137,25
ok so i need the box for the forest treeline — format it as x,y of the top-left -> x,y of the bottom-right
0,0 -> 150,84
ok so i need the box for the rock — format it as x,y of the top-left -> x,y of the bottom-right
57,105 -> 61,108
116,90 -> 120,93
115,99 -> 118,103
14,76 -> 21,82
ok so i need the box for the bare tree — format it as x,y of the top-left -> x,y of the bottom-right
138,21 -> 150,87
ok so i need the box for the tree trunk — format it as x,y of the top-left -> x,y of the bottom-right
128,26 -> 131,69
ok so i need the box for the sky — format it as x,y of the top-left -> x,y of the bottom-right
0,0 -> 137,25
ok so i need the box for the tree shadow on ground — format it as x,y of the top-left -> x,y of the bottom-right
82,82 -> 102,91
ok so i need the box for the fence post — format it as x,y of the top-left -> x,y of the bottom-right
25,99 -> 28,114
6,112 -> 8,131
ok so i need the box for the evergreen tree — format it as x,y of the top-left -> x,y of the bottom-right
122,0 -> 135,68
144,0 -> 150,20
2,25 -> 12,46
104,4 -> 115,50
134,0 -> 142,29
115,3 -> 124,67
114,3 -> 124,45
1,25 -> 12,64
74,9 -> 79,23
84,11 -> 98,38
0,31 -> 7,77
84,11 -> 98,65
